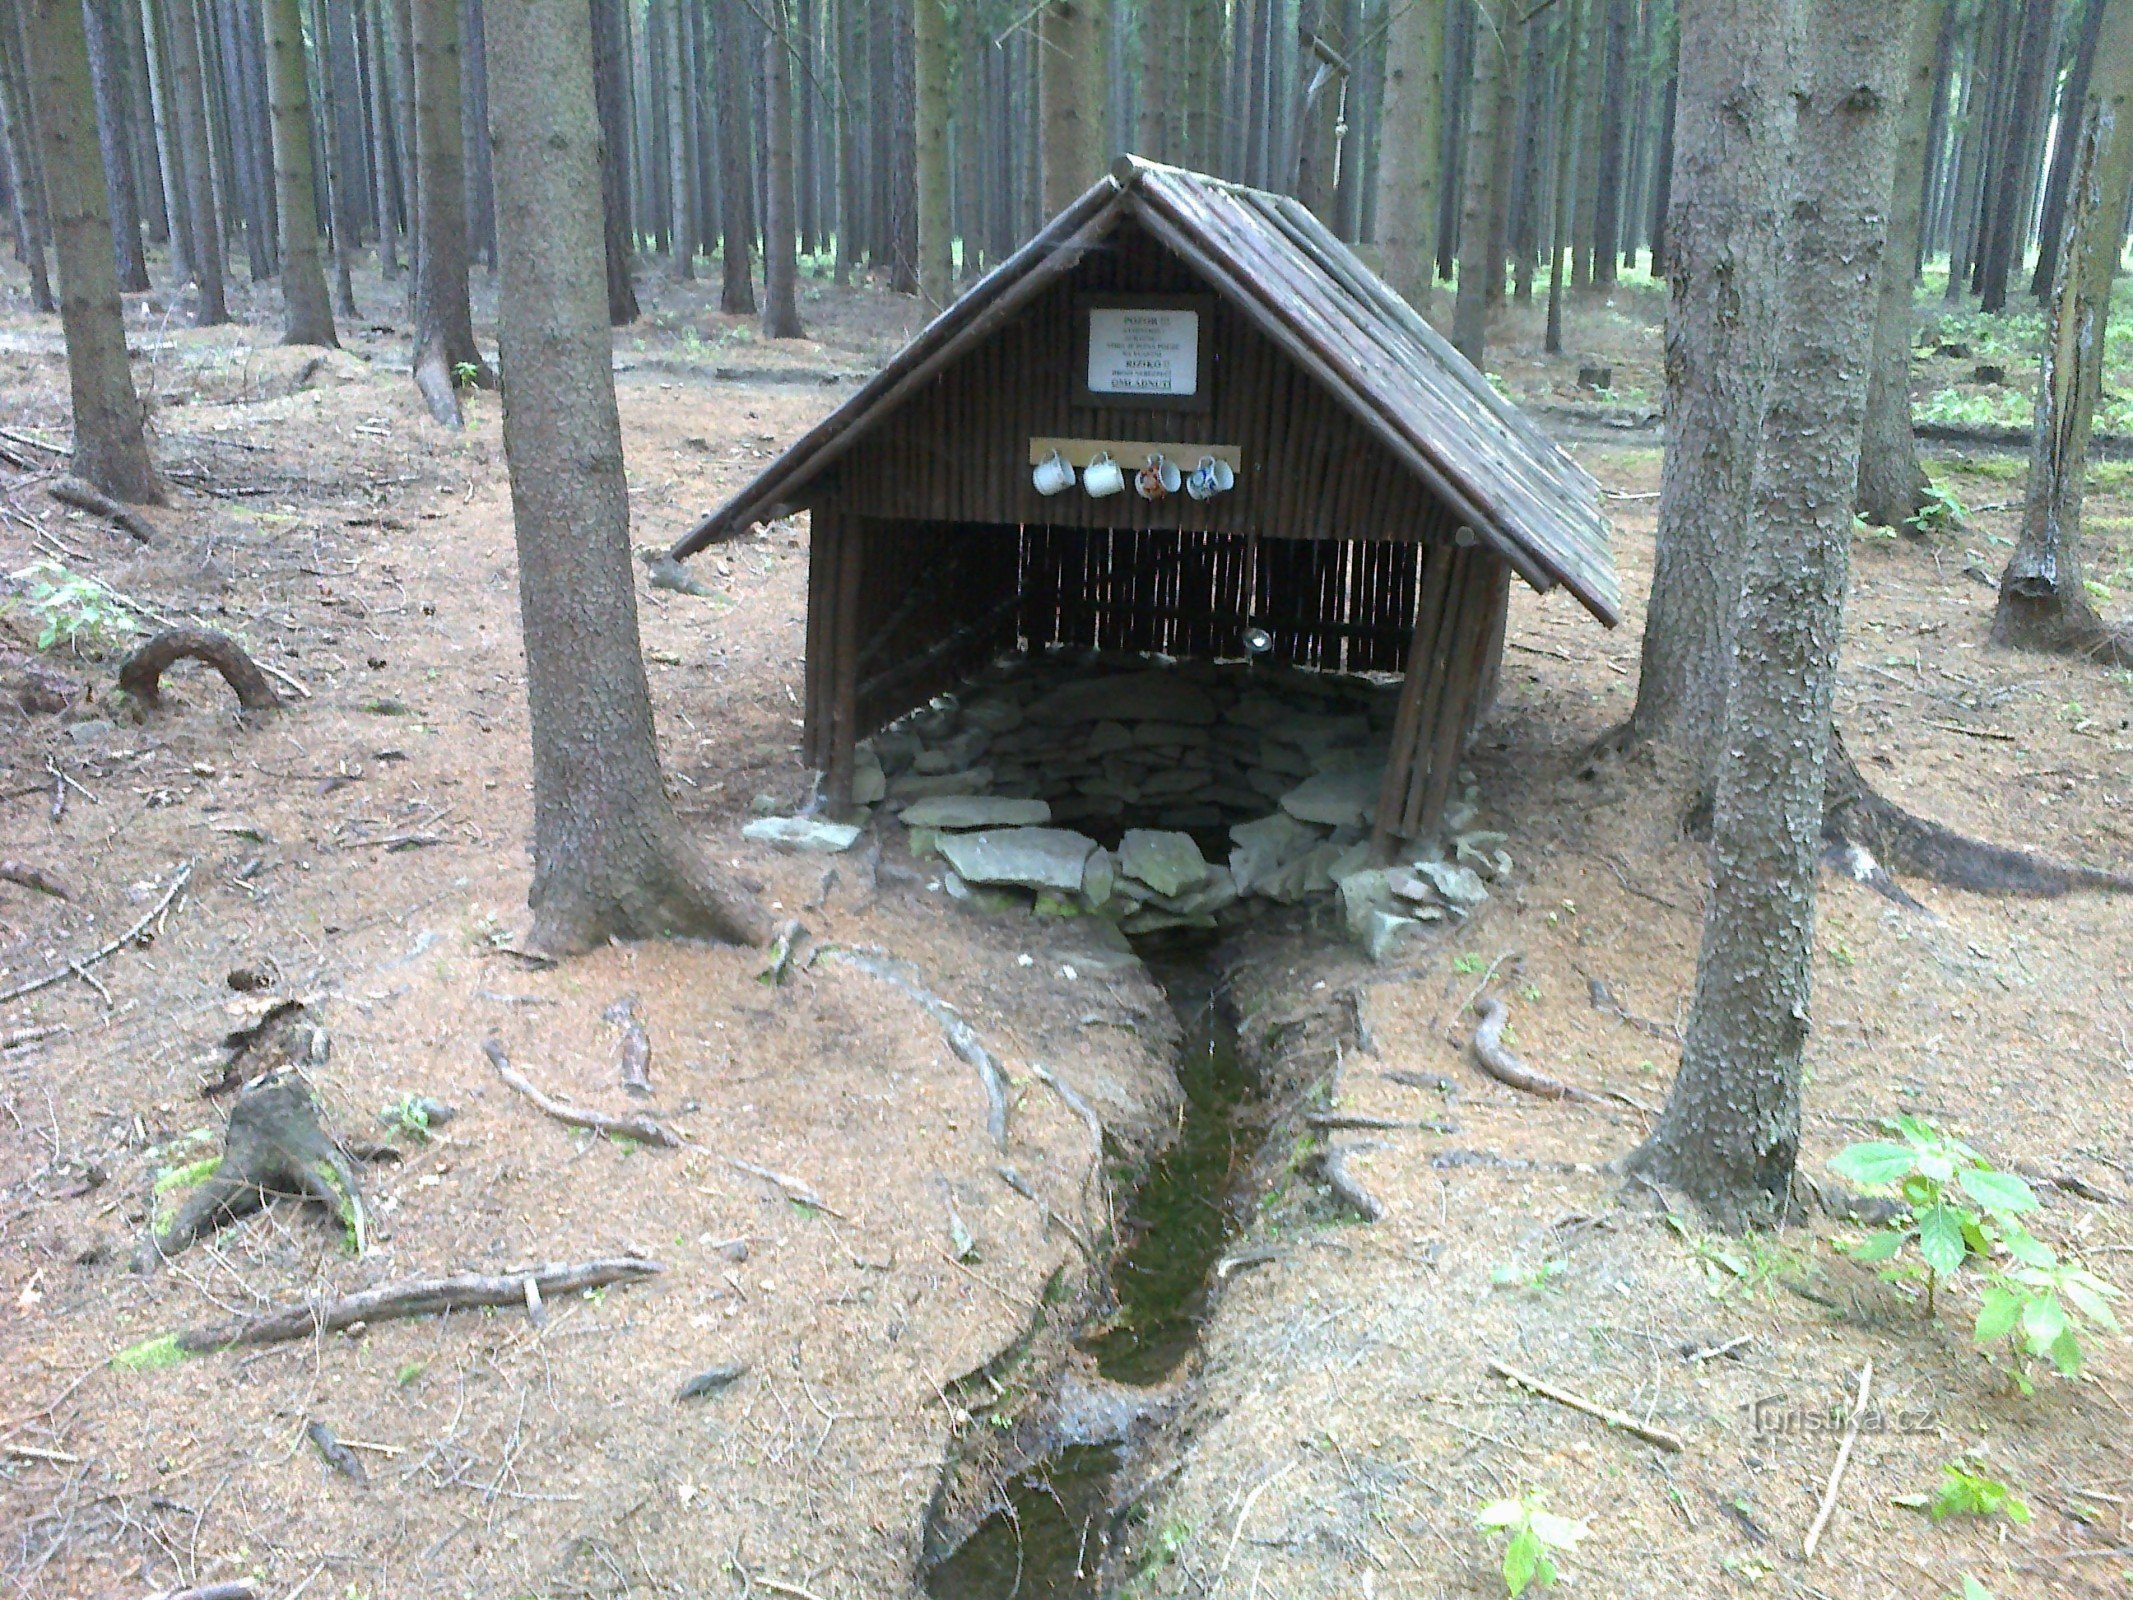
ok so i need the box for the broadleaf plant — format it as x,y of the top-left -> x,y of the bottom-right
1476,1493 -> 1586,1597
1829,1116 -> 2121,1387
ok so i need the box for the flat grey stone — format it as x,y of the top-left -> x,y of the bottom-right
1081,847 -> 1116,908
936,827 -> 1098,893
887,766 -> 993,800
900,795 -> 1052,829
1028,671 -> 1218,727
1279,767 -> 1382,829
742,816 -> 862,853
65,719 -> 114,745
1412,858 -> 1490,909
1086,720 -> 1135,756
851,744 -> 886,806
1228,812 -> 1324,897
1117,829 -> 1209,898
962,697 -> 1025,734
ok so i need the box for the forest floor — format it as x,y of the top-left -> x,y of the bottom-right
1,254 -> 2131,1600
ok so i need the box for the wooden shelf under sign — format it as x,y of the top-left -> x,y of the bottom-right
1027,437 -> 1243,470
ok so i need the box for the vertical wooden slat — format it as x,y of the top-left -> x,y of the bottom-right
1369,540 -> 1456,861
826,515 -> 866,808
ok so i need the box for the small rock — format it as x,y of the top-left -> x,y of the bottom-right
1412,858 -> 1489,909
1116,829 -> 1210,898
851,744 -> 887,806
1279,767 -> 1382,829
65,718 -> 115,745
887,766 -> 994,801
741,816 -> 862,854
935,827 -> 1098,893
1229,812 -> 1325,897
899,795 -> 1052,829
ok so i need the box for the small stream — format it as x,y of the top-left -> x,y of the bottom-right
924,942 -> 1265,1599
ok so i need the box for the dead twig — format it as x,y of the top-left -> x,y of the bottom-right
0,860 -> 71,899
48,475 -> 155,541
1802,1360 -> 1873,1560
0,859 -> 191,1006
724,1157 -> 843,1217
482,1038 -> 680,1147
152,1257 -> 663,1354
1470,999 -> 1600,1104
1485,1358 -> 1686,1452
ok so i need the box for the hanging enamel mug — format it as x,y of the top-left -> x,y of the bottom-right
1135,453 -> 1182,500
1083,450 -> 1126,498
1032,449 -> 1075,496
1185,454 -> 1225,500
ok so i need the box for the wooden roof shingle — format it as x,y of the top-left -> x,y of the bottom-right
670,155 -> 1618,626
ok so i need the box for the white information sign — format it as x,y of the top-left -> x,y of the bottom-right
1085,307 -> 1200,397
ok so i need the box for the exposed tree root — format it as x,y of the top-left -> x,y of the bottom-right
826,949 -> 1010,1147
1823,731 -> 2133,896
1313,1141 -> 1385,1222
604,996 -> 653,1096
48,475 -> 156,541
133,1070 -> 367,1273
1470,999 -> 1601,1104
0,860 -> 71,899
117,629 -> 281,712
142,1257 -> 664,1356
412,340 -> 464,428
1990,587 -> 2133,668
483,1037 -> 681,1146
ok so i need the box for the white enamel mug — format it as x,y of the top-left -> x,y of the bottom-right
1083,450 -> 1126,498
1032,449 -> 1075,496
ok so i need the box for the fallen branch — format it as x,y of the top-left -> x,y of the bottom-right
144,1257 -> 663,1355
0,860 -> 71,899
1471,999 -> 1600,1104
142,1586 -> 258,1600
0,859 -> 191,1006
1316,1141 -> 1385,1222
117,628 -> 280,711
725,1157 -> 842,1217
49,475 -> 155,541
482,1038 -> 680,1147
1485,1358 -> 1686,1453
827,949 -> 1009,1147
1802,1359 -> 1873,1561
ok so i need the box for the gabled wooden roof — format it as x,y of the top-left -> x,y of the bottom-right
670,156 -> 1619,626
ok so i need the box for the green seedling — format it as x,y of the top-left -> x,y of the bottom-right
1476,1493 -> 1586,1597
8,559 -> 143,654
1928,1463 -> 2031,1525
1905,481 -> 1968,537
451,360 -> 480,388
1489,1259 -> 1568,1294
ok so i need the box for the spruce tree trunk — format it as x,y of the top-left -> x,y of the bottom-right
590,0 -> 637,323
224,0 -> 274,280
1543,0 -> 1582,354
0,1 -> 55,312
761,0 -> 802,335
1855,0 -> 1944,529
1977,0 -> 2053,311
832,0 -> 855,284
1588,0 -> 1630,286
119,0 -> 165,243
1627,0 -> 1793,765
714,0 -> 756,312
1628,0 -> 1905,1229
410,0 -> 486,423
162,0 -> 226,322
1377,0 -> 1442,313
2029,0 -> 2103,302
460,0 -> 493,267
913,0 -> 949,308
1481,4 -> 1520,305
264,0 -> 335,344
140,0 -> 192,279
390,0 -> 417,281
365,0 -> 401,278
482,0 -> 768,957
1647,47 -> 1678,273
955,0 -> 985,279
661,0 -> 689,277
1038,0 -> 1104,215
1992,0 -> 2133,661
1450,0 -> 1506,364
316,0 -> 360,315
19,0 -> 162,502
1941,2 -> 1987,299
795,0 -> 815,253
888,0 -> 917,291
83,0 -> 148,291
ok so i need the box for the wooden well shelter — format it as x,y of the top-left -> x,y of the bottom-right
669,156 -> 1619,852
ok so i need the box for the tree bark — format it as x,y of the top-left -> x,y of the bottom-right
1628,0 -> 1906,1229
161,0 -> 226,321
714,0 -> 756,313
1543,0 -> 1582,354
139,0 -> 192,279
481,0 -> 770,958
83,0 -> 148,291
1627,0 -> 1793,766
0,0 -> 54,312
590,0 -> 637,323
1588,0 -> 1631,286
1976,0 -> 2053,312
1855,0 -> 1944,529
2028,0 -> 2102,301
315,0 -> 360,316
913,0 -> 949,308
954,0 -> 985,279
1451,0 -> 1507,365
118,0 -> 165,243
832,0 -> 855,283
761,0 -> 803,336
224,0 -> 275,281
18,0 -> 162,502
409,0 -> 486,423
661,0 -> 690,277
365,0 -> 401,278
1037,0 -> 1105,216
263,0 -> 336,344
1377,0 -> 1441,313
1992,0 -> 2133,663
459,0 -> 494,267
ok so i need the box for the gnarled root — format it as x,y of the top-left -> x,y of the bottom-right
117,629 -> 280,712
133,1070 -> 366,1271
49,476 -> 157,541
1471,998 -> 1599,1103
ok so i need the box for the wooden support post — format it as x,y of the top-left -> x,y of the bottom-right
1370,541 -> 1454,862
802,507 -> 834,770
825,515 -> 865,811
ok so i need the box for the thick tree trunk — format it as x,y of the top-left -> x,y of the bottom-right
409,0 -> 486,423
1977,0 -> 2053,312
714,0 -> 756,313
118,0 -> 165,243
1588,0 -> 1631,286
661,0 -> 689,277
460,0 -> 493,267
1855,0 -> 1944,529
0,1 -> 55,312
590,0 -> 637,323
1543,0 -> 1582,353
1374,0 -> 1440,312
1450,0 -> 1506,364
1376,0 -> 1441,313
912,0 -> 948,307
1647,53 -> 1678,274
19,0 -> 162,502
316,0 -> 360,316
1628,0 -> 1905,1230
1627,0 -> 1793,765
1038,0 -> 1104,215
390,0 -> 417,280
162,0 -> 226,322
2029,0 -> 2103,302
264,0 -> 335,344
761,0 -> 802,336
1481,4 -> 1521,304
482,0 -> 769,958
83,0 -> 148,291
1993,0 -> 2133,663
832,0 -> 855,283
365,0 -> 401,278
